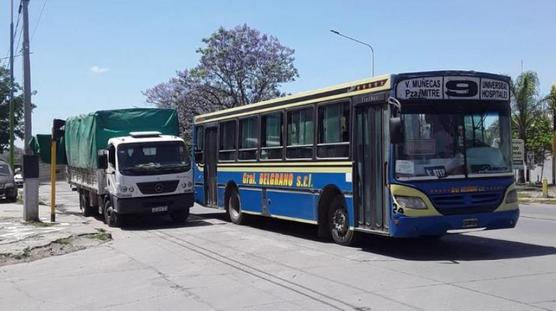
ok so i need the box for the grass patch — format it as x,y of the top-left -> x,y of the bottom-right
28,221 -> 56,227
85,229 -> 112,241
55,237 -> 72,245
12,247 -> 31,260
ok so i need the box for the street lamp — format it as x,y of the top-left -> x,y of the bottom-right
330,29 -> 375,77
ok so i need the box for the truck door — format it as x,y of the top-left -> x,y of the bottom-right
204,127 -> 218,207
354,104 -> 385,231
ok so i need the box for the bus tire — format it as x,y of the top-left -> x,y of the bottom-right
329,196 -> 358,246
228,188 -> 245,225
104,199 -> 121,227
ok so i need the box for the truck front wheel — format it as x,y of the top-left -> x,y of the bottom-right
104,199 -> 121,227
170,209 -> 189,224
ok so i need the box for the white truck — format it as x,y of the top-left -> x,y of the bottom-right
63,109 -> 193,227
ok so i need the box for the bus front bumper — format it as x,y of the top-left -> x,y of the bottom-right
389,209 -> 519,238
113,193 -> 194,215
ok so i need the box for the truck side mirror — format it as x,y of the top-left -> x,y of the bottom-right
390,117 -> 404,144
98,151 -> 108,170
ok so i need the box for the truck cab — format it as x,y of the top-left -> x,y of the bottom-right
99,131 -> 193,226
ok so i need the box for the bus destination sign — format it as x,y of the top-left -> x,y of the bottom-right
396,76 -> 509,101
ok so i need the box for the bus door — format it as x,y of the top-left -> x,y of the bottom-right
204,127 -> 218,207
354,104 -> 385,231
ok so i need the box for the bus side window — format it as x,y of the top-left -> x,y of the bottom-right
261,112 -> 283,160
286,107 -> 314,159
317,102 -> 350,158
219,120 -> 237,161
238,116 -> 258,160
194,126 -> 204,164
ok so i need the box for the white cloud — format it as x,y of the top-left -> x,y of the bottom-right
90,65 -> 109,74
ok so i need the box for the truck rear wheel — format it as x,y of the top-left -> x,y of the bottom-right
170,209 -> 190,224
79,191 -> 94,217
104,199 -> 121,227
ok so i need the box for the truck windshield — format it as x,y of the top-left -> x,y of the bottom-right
0,163 -> 11,176
117,141 -> 190,176
394,108 -> 512,180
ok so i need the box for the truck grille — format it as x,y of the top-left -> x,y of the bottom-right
430,192 -> 502,215
137,180 -> 179,195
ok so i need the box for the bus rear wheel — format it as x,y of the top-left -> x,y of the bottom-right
228,189 -> 245,225
329,196 -> 358,246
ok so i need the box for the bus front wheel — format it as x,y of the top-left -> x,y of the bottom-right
329,196 -> 358,246
228,189 -> 245,225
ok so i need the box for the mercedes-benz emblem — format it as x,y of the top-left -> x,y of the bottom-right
154,183 -> 164,193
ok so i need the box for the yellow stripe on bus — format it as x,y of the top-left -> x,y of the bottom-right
218,166 -> 352,173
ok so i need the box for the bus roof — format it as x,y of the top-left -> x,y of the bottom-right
194,70 -> 510,124
194,74 -> 392,124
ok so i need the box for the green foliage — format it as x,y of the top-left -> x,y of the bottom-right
511,71 -> 539,145
526,112 -> 552,164
0,65 -> 24,153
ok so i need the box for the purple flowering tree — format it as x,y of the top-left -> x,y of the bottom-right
144,24 -> 298,146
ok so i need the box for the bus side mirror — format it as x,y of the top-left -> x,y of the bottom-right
390,117 -> 404,144
97,151 -> 108,170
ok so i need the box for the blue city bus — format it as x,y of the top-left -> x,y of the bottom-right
192,70 -> 519,245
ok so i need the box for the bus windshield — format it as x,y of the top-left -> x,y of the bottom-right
117,141 -> 190,176
394,109 -> 512,180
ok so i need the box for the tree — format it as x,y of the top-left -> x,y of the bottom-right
0,65 -> 24,153
540,84 -> 556,183
144,24 -> 299,146
511,71 -> 540,182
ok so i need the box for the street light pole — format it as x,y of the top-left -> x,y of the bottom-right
9,0 -> 15,168
330,29 -> 375,77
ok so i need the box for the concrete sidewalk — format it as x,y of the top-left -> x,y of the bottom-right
0,182 -> 108,265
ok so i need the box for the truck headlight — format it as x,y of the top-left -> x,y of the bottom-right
505,189 -> 518,203
394,196 -> 427,210
119,185 -> 128,193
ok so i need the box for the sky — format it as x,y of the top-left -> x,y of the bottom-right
1,0 -> 555,145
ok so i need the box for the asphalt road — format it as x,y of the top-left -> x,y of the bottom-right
1,186 -> 556,311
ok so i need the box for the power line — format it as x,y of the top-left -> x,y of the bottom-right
31,0 -> 48,41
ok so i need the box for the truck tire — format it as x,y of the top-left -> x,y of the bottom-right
228,188 -> 246,225
104,199 -> 121,227
329,195 -> 358,246
80,191 -> 94,217
7,190 -> 17,203
170,209 -> 190,224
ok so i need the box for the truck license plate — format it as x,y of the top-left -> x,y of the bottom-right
152,206 -> 168,213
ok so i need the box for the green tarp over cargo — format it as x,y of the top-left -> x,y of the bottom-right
33,134 -> 68,164
64,108 -> 179,169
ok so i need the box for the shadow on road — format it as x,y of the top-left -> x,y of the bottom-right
119,213 -> 217,231
358,234 -> 556,262
192,212 -> 556,262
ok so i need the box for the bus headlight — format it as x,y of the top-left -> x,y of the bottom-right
395,196 -> 427,210
505,189 -> 518,203
119,185 -> 128,193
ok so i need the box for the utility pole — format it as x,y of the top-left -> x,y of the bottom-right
8,0 -> 15,168
21,0 -> 39,222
